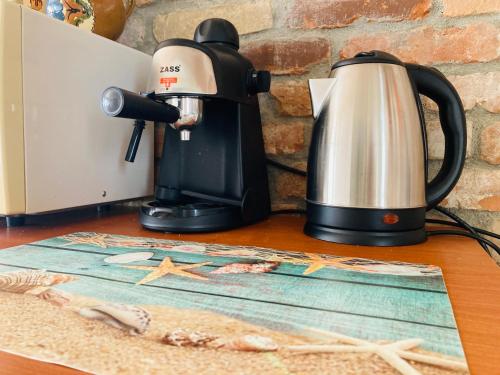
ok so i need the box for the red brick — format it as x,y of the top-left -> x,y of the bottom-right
136,0 -> 155,7
441,166 -> 500,211
241,39 -> 331,75
270,81 -> 311,116
288,0 -> 430,29
153,0 -> 272,41
481,122 -> 500,165
478,196 -> 500,211
275,161 -> 307,199
340,23 -> 499,64
426,120 -> 473,160
443,0 -> 500,17
423,71 -> 500,113
490,219 -> 500,241
263,121 -> 305,155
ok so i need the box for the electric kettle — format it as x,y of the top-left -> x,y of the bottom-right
305,51 -> 466,246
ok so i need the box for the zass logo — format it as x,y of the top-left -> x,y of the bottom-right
160,65 -> 181,73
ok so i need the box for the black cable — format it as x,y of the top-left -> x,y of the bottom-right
433,206 -> 490,253
426,219 -> 500,240
434,206 -> 479,234
271,209 -> 306,215
265,160 -> 499,255
266,160 -> 306,216
426,230 -> 499,256
267,158 -> 307,177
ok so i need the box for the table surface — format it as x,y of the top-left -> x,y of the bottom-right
0,208 -> 499,375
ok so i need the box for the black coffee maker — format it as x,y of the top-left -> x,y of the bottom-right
101,19 -> 271,232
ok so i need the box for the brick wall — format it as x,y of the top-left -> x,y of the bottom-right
119,0 -> 500,235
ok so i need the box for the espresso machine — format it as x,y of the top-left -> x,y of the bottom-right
101,18 -> 271,232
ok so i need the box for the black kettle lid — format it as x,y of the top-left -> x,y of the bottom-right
331,50 -> 404,70
194,18 -> 239,50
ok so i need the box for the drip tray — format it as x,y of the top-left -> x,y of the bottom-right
140,200 -> 242,233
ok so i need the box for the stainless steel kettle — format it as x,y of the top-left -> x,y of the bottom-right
305,51 -> 466,246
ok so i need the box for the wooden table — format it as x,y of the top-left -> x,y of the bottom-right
0,208 -> 499,375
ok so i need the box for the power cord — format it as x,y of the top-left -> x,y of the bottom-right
426,230 -> 499,256
426,206 -> 499,256
267,158 -> 307,216
430,206 -> 489,252
267,158 -> 500,255
426,219 -> 500,240
270,209 -> 306,215
267,158 -> 307,177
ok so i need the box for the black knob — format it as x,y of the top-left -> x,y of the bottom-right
194,18 -> 239,50
353,50 -> 402,64
355,51 -> 376,57
247,70 -> 271,94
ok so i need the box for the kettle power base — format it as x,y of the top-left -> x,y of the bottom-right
304,223 -> 426,247
304,203 -> 427,246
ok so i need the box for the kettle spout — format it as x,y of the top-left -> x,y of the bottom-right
308,78 -> 336,119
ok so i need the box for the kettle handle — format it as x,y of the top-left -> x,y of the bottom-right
406,64 -> 466,209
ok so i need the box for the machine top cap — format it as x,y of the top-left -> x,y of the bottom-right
194,18 -> 239,50
331,50 -> 404,70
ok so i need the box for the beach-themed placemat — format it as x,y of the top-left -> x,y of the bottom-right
0,232 -> 469,374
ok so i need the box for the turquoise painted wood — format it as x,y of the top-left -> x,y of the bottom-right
0,244 -> 453,326
0,234 -> 464,357
35,236 -> 447,292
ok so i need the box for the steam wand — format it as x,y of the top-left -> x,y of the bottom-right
125,120 -> 146,163
101,86 -> 181,162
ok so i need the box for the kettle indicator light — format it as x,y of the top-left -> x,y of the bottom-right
383,213 -> 399,225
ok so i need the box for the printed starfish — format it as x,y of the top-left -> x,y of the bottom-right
62,233 -> 109,248
286,253 -> 368,275
206,251 -> 368,276
123,256 -> 211,285
287,328 -> 468,375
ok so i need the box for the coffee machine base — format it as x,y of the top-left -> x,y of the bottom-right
304,203 -> 427,246
140,201 -> 243,233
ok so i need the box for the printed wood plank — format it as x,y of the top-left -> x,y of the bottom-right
0,244 -> 454,327
35,234 -> 447,292
0,263 -> 463,356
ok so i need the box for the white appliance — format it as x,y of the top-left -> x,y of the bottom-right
0,0 -> 154,225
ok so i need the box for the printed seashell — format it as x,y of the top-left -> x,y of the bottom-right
104,252 -> 154,264
211,261 -> 279,275
0,270 -> 76,294
36,288 -> 71,307
171,244 -> 206,253
217,335 -> 279,352
79,303 -> 150,335
162,329 -> 218,347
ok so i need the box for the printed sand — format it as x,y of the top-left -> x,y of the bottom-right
0,291 -> 467,375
